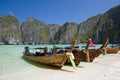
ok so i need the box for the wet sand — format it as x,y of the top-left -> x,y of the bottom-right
0,51 -> 120,80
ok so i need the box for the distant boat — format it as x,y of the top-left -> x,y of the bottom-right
106,46 -> 120,54
111,41 -> 120,48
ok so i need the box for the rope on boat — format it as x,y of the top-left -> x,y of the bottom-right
100,49 -> 105,56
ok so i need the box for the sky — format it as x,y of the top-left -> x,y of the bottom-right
0,0 -> 120,25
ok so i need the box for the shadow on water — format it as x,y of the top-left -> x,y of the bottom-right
21,56 -> 60,70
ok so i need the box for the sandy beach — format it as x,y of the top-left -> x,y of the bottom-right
0,51 -> 120,80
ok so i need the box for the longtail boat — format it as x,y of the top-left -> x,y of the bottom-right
23,53 -> 67,68
74,38 -> 109,62
88,38 -> 109,61
106,46 -> 120,54
23,40 -> 77,69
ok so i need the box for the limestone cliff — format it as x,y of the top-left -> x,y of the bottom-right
0,15 -> 21,44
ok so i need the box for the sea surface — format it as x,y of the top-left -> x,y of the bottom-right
0,44 -> 111,77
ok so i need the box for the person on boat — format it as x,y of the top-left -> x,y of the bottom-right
57,49 -> 65,54
24,46 -> 29,55
35,49 -> 41,56
51,46 -> 58,54
88,38 -> 96,48
44,47 -> 49,55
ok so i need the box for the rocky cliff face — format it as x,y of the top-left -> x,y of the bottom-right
20,17 -> 47,44
0,15 -> 21,44
0,5 -> 120,44
106,5 -> 120,43
77,14 -> 112,43
54,5 -> 120,44
77,4 -> 120,43
55,22 -> 79,43
20,17 -> 60,44
47,24 -> 60,43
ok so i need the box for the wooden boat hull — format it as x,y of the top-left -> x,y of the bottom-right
78,38 -> 109,62
23,54 -> 68,68
88,49 -> 103,62
65,51 -> 80,65
106,46 -> 120,54
75,49 -> 102,62
73,53 -> 81,65
23,40 -> 78,68
74,50 -> 86,62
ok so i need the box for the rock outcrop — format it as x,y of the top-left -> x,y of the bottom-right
54,22 -> 79,43
20,17 -> 60,44
0,15 -> 21,44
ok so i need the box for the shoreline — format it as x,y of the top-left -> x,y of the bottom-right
0,51 -> 120,80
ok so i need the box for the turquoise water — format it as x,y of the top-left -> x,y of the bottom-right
0,44 -> 111,77
0,44 -> 71,77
